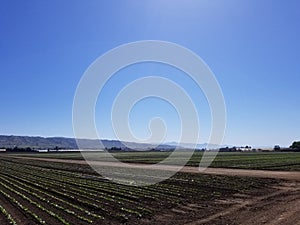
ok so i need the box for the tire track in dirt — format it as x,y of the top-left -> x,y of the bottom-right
185,182 -> 300,225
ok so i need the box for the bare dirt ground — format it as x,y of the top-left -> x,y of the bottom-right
8,156 -> 300,225
139,181 -> 300,225
189,181 -> 300,225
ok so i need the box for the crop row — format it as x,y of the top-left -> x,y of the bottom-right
0,156 -> 253,223
0,160 -> 184,204
3,157 -> 197,196
0,203 -> 17,225
0,155 -> 280,225
0,175 -> 98,223
0,179 -> 70,224
0,185 -> 45,224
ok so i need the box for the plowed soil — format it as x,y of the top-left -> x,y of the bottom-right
4,156 -> 300,225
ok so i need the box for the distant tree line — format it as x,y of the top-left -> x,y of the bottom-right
105,147 -> 122,151
5,146 -> 35,152
290,141 -> 300,150
274,141 -> 300,152
0,145 -> 64,153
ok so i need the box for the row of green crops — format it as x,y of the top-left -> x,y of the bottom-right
0,156 -> 279,224
0,203 -> 17,225
0,158 -> 200,224
9,151 -> 300,170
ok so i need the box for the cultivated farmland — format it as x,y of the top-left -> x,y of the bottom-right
11,151 -> 300,171
0,155 -> 291,225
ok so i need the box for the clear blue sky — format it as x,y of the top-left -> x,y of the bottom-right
1,0 -> 299,147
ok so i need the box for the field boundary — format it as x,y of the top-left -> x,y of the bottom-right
7,156 -> 300,181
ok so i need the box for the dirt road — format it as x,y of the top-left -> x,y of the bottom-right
9,156 -> 300,181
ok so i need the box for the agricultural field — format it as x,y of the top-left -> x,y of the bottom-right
10,151 -> 300,171
0,155 -> 284,225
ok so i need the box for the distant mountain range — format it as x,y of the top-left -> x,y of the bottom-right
165,142 -> 229,150
0,135 -> 174,150
0,135 -> 227,151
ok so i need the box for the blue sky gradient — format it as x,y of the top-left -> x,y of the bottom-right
1,0 -> 299,147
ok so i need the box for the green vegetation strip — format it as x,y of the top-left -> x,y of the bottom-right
0,175 -> 97,223
8,151 -> 300,170
0,203 -> 17,225
0,188 -> 45,224
0,181 -> 69,225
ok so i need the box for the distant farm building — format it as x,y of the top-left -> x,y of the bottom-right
219,146 -> 253,152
